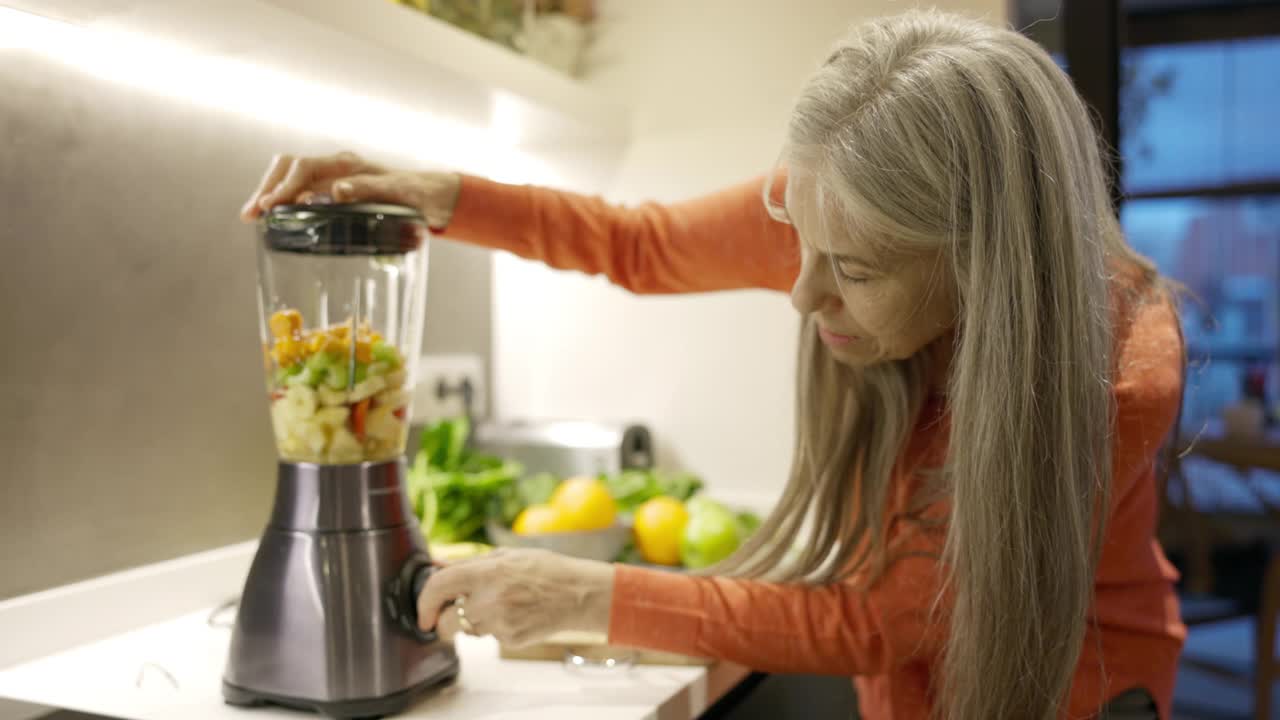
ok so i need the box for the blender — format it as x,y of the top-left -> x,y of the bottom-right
223,203 -> 459,718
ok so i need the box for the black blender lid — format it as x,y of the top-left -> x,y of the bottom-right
262,203 -> 427,255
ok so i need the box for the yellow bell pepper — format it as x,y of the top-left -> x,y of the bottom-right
269,309 -> 302,339
354,338 -> 373,364
272,337 -> 304,367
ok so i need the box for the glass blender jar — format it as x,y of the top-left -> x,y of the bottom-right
257,203 -> 428,463
224,203 -> 458,719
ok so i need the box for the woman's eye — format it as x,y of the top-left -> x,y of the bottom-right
837,267 -> 871,284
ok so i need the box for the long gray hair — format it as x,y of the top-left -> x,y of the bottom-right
709,11 -> 1160,720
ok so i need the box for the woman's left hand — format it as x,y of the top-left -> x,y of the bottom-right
417,549 -> 616,648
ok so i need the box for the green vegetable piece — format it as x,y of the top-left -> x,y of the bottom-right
353,362 -> 369,384
371,341 -> 401,368
273,364 -> 303,386
324,363 -> 349,390
413,418 -> 526,545
367,362 -> 391,377
660,472 -> 704,501
305,351 -> 337,374
285,367 -> 321,388
419,482 -> 438,538
420,417 -> 471,470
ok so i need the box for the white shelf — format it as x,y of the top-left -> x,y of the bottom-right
261,0 -> 629,143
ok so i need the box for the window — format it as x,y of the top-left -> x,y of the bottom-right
1120,30 -> 1280,431
1122,195 -> 1280,429
1014,1 -> 1280,431
1122,38 -> 1280,194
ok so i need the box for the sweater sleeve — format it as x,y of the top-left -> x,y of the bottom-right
440,174 -> 800,294
607,517 -> 949,676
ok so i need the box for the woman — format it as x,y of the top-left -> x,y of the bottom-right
242,11 -> 1185,720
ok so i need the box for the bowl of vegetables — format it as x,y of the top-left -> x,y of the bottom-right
406,419 -> 763,568
485,474 -> 635,562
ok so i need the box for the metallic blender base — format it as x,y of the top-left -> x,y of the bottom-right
223,460 -> 458,719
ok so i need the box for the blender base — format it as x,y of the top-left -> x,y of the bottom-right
223,460 -> 458,719
222,669 -> 459,720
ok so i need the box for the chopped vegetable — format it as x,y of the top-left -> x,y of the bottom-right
268,309 -> 302,339
265,308 -> 408,463
371,341 -> 401,368
351,398 -> 370,442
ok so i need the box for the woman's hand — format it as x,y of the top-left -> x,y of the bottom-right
240,151 -> 462,229
418,548 -> 616,648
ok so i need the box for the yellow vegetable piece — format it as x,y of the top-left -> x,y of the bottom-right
308,331 -> 344,355
269,309 -> 302,339
271,337 -> 304,367
329,323 -> 351,339
354,339 -> 373,364
513,504 -> 570,535
633,496 -> 690,566
549,477 -> 617,532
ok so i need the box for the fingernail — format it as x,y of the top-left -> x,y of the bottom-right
334,181 -> 353,196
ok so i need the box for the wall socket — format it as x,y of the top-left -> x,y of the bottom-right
410,353 -> 486,423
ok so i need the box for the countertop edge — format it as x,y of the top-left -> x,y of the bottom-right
0,541 -> 257,669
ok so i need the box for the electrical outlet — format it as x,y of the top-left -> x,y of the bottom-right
410,353 -> 486,423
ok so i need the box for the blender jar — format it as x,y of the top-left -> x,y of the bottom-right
256,203 -> 429,465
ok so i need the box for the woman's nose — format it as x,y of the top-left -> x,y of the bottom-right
790,258 -> 840,315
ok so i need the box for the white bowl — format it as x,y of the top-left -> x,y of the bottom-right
485,519 -> 633,562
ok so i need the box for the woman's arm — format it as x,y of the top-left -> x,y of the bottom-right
443,175 -> 800,295
241,153 -> 798,295
608,522 -> 949,676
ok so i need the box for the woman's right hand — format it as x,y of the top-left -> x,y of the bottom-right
240,151 -> 462,229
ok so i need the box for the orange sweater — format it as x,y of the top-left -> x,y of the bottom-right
445,174 -> 1187,720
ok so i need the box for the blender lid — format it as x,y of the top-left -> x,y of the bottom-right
263,203 -> 427,255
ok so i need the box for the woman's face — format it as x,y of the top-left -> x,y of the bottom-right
787,189 -> 957,366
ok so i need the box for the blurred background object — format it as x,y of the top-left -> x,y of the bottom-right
389,0 -> 595,76
1014,1 -> 1280,716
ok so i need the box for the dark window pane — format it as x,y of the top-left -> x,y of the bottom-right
1121,37 -> 1280,194
1122,196 -> 1280,429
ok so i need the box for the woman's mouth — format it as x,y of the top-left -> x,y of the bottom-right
818,325 -> 856,347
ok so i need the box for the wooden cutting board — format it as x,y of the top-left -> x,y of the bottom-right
499,630 -> 712,666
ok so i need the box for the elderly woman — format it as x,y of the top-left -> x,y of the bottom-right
243,11 -> 1185,720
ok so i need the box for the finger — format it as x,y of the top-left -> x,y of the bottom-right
434,603 -> 462,644
444,547 -> 507,566
417,563 -> 481,631
241,154 -> 292,222
258,156 -> 320,212
297,191 -> 332,206
332,173 -> 416,206
260,150 -> 374,211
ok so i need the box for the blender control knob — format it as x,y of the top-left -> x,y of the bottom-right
385,553 -> 438,644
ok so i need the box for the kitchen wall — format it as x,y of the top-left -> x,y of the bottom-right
491,0 -> 1007,506
0,10 -> 502,599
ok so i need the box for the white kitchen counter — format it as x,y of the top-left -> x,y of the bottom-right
0,543 -> 750,720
